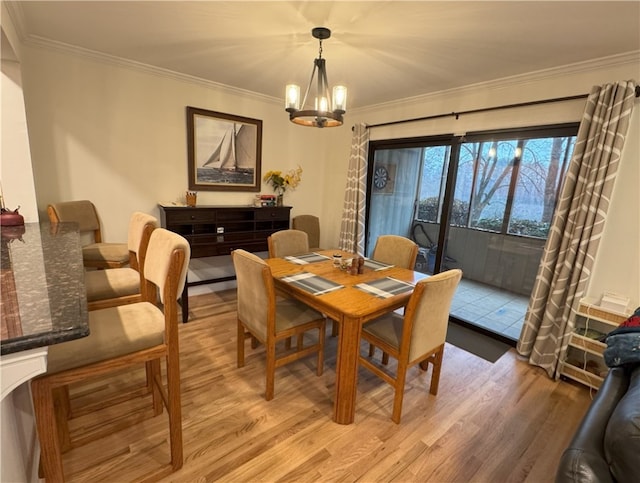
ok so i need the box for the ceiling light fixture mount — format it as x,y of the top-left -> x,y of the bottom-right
285,27 -> 347,128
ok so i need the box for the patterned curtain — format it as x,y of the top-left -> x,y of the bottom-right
517,80 -> 637,378
339,123 -> 369,254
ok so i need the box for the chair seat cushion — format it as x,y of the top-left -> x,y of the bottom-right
84,267 -> 140,301
275,298 -> 324,331
83,242 -> 129,263
363,313 -> 404,349
47,302 -> 165,374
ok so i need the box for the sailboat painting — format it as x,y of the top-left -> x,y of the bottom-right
187,107 -> 262,191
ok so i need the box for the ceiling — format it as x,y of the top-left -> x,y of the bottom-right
6,1 -> 640,109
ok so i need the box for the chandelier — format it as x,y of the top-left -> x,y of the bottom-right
285,27 -> 347,128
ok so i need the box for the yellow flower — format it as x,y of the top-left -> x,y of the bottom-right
264,166 -> 303,194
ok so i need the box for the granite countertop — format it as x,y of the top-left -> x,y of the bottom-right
1,222 -> 89,355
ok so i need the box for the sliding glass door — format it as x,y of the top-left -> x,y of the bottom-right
366,125 -> 578,341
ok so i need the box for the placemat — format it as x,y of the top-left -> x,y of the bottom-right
355,277 -> 414,298
363,258 -> 394,271
284,253 -> 331,265
280,272 -> 344,295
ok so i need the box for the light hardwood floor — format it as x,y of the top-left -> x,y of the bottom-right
59,290 -> 593,482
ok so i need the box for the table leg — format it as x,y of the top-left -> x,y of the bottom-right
333,315 -> 362,424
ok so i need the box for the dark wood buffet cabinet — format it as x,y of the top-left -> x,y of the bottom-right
159,204 -> 291,322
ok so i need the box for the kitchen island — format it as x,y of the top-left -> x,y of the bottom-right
1,222 -> 89,482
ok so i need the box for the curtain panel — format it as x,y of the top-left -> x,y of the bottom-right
339,123 -> 369,254
517,80 -> 637,378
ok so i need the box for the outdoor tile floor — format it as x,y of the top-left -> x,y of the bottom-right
451,278 -> 529,341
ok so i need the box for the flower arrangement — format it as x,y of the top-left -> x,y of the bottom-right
263,166 -> 303,195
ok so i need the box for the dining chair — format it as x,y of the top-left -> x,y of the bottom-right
292,215 -> 322,251
31,228 -> 190,481
85,211 -> 158,311
267,229 -> 309,258
371,234 -> 419,270
358,268 -> 462,423
232,248 -> 326,400
47,200 -> 129,269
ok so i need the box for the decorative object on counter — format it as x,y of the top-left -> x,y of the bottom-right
332,253 -> 342,268
0,190 -> 24,226
0,206 -> 24,226
285,27 -> 347,128
263,166 -> 303,206
185,191 -> 197,207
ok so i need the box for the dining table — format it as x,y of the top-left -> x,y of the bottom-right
266,249 -> 427,425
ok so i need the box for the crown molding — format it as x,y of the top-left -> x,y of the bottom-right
353,50 -> 640,115
23,34 -> 282,106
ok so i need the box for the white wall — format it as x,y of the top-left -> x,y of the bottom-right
19,43 -> 332,244
14,33 -> 640,310
1,25 -> 38,222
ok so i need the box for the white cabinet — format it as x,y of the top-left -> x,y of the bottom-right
560,298 -> 629,389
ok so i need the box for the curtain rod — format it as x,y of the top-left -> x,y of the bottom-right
366,85 -> 640,129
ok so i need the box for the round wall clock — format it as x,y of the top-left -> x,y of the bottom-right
373,166 -> 389,189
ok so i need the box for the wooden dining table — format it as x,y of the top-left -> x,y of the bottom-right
266,249 -> 427,425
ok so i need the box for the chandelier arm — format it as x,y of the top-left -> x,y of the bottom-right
318,60 -> 332,111
300,62 -> 318,111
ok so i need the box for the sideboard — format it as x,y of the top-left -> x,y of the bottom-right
159,205 -> 291,322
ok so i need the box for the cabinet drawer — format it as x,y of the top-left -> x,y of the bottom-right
165,209 -> 216,224
255,208 -> 289,220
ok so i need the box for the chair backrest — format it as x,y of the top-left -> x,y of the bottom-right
372,235 -> 419,269
267,229 -> 309,258
127,212 -> 159,270
143,228 -> 190,306
232,249 -> 274,340
47,200 -> 102,242
292,215 -> 320,249
403,269 -> 462,362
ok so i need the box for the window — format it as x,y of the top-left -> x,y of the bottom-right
414,125 -> 577,238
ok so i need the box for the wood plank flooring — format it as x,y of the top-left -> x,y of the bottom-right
59,290 -> 593,482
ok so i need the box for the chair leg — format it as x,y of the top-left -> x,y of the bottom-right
265,340 -> 276,401
32,378 -> 65,481
316,324 -> 326,376
297,333 -> 304,352
382,352 -> 390,365
237,320 -> 245,368
429,345 -> 445,396
368,343 -> 375,357
331,320 -> 339,337
251,335 -> 260,349
391,363 -> 408,424
284,337 -> 292,350
165,352 -> 183,471
148,359 -> 163,416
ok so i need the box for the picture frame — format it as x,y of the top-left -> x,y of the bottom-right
186,106 -> 262,192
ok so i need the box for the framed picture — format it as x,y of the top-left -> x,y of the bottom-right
186,106 -> 262,191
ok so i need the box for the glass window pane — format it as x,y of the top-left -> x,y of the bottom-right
417,146 -> 449,222
508,136 -> 575,237
468,140 -> 515,232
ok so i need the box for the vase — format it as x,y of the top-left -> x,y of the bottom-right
276,194 -> 284,207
